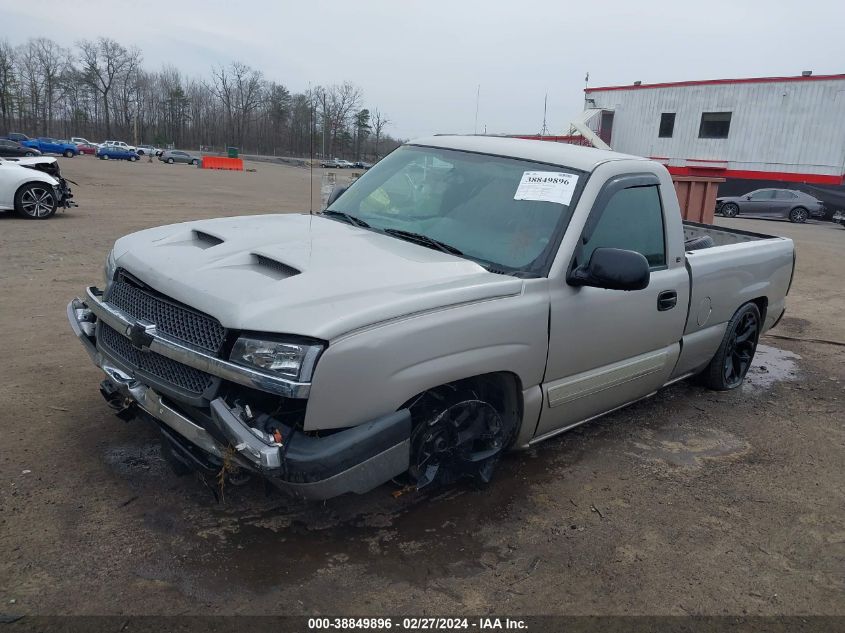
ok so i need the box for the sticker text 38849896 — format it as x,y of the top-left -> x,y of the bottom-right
514,171 -> 579,206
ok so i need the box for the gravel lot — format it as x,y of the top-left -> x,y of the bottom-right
1,156 -> 843,616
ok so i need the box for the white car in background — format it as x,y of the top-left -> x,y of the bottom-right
0,156 -> 63,219
135,144 -> 162,156
102,140 -> 137,152
71,137 -> 99,148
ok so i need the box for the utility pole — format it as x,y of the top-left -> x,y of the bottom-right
540,92 -> 549,136
474,84 -> 480,135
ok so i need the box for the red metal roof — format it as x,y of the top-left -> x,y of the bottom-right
585,74 -> 845,93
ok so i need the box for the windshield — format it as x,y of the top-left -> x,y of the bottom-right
327,145 -> 584,275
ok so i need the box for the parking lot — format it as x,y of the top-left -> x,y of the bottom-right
1,156 -> 843,616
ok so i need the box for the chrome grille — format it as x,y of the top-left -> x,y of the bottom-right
108,272 -> 226,353
99,323 -> 214,395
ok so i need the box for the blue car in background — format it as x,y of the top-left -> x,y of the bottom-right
21,137 -> 79,157
96,145 -> 138,161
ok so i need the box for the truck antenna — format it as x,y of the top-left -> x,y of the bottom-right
309,86 -> 314,214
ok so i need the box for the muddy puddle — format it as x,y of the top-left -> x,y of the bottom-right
742,344 -> 801,392
629,426 -> 750,469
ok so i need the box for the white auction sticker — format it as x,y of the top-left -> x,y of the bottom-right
514,171 -> 579,205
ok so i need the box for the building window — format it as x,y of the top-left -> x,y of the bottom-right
658,113 -> 675,138
699,112 -> 732,139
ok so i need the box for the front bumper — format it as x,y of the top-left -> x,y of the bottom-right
68,296 -> 411,499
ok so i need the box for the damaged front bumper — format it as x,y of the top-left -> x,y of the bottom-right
68,295 -> 411,499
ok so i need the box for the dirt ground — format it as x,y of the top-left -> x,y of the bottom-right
0,156 -> 843,616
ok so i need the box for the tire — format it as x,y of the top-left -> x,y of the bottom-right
167,157 -> 174,164
129,155 -> 137,162
14,182 -> 58,219
103,154 -> 109,160
789,207 -> 808,223
721,203 -> 739,218
406,381 -> 517,490
63,150 -> 74,158
702,302 -> 761,390
24,151 -> 34,157
190,159 -> 198,165
684,235 -> 715,251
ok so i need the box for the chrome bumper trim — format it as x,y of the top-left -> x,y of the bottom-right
79,288 -> 311,399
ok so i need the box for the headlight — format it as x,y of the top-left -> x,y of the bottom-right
104,249 -> 117,287
230,336 -> 324,382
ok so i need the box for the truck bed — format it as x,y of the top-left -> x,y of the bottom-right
681,220 -> 794,337
682,220 -> 784,246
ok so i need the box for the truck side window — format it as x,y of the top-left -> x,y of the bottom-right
582,185 -> 666,268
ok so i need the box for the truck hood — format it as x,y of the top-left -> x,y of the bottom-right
113,213 -> 524,340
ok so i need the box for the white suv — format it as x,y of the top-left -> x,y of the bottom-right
102,140 -> 137,152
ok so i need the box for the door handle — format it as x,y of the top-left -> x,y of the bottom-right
657,290 -> 677,311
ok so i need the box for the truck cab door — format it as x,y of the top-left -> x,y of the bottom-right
536,172 -> 689,440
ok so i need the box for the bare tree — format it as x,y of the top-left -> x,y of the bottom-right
78,38 -> 139,137
32,38 -> 68,135
0,40 -> 15,130
327,82 -> 361,157
209,62 -> 264,149
371,109 -> 391,159
2,36 -> 402,158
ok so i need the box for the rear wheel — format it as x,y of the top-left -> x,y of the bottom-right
129,155 -> 137,162
721,203 -> 739,218
190,159 -> 198,165
14,182 -> 57,219
789,207 -> 808,223
702,302 -> 761,390
167,157 -> 174,164
63,149 -> 74,158
24,151 -> 34,157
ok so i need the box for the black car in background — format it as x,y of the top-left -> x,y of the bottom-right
0,138 -> 41,157
2,132 -> 31,143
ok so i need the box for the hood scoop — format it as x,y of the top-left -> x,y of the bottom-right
193,230 -> 224,249
253,253 -> 300,280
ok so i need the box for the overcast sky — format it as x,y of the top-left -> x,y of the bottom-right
2,0 -> 843,138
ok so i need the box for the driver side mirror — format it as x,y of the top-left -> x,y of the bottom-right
745,195 -> 752,200
326,185 -> 348,207
567,247 -> 650,291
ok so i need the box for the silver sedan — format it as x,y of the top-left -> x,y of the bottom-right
716,189 -> 824,223
158,150 -> 199,165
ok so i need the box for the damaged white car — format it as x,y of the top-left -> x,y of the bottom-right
0,156 -> 75,218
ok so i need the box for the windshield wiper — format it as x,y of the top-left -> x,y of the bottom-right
383,229 -> 464,256
322,209 -> 371,228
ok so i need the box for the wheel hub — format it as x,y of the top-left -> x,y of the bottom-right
21,188 -> 54,218
410,398 -> 505,489
723,311 -> 758,387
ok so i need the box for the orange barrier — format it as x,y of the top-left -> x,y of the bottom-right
201,156 -> 244,171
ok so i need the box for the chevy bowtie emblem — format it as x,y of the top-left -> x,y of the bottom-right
126,322 -> 154,350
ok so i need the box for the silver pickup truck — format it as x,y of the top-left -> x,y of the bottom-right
68,136 -> 795,499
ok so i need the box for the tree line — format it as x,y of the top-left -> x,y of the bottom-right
0,37 -> 401,160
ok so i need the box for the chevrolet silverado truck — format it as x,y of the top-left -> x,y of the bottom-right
68,136 -> 795,499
